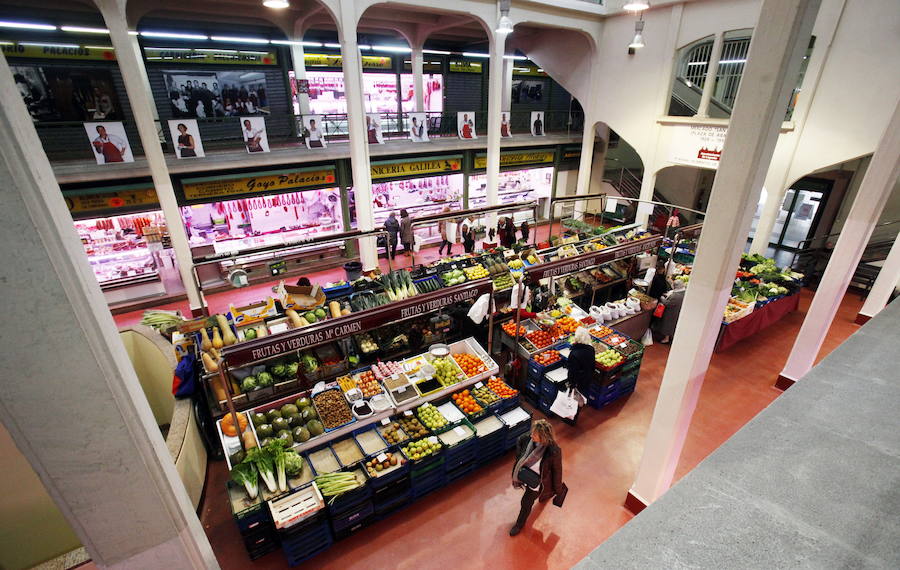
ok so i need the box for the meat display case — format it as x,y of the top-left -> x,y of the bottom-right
75,212 -> 163,290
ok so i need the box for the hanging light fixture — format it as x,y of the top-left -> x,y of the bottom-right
629,17 -> 645,49
496,0 -> 513,34
623,1 -> 650,11
262,0 -> 290,8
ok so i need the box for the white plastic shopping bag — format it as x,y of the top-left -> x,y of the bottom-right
413,234 -> 423,252
550,388 -> 580,420
466,293 -> 491,324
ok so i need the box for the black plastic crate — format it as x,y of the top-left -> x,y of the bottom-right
411,472 -> 446,499
495,394 -> 520,412
445,461 -> 477,483
373,488 -> 411,519
280,518 -> 331,557
330,500 -> 374,535
242,527 -> 279,560
410,456 -> 445,480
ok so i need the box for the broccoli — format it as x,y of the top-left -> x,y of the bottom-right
230,462 -> 259,499
284,451 -> 304,478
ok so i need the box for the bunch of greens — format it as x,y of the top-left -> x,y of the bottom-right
314,472 -> 363,504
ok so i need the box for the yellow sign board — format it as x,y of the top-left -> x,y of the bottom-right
65,188 -> 158,214
144,48 -> 277,65
474,151 -> 555,170
449,60 -> 482,73
512,66 -> 547,77
371,158 -> 462,179
183,169 -> 337,201
305,53 -> 393,69
2,42 -> 116,61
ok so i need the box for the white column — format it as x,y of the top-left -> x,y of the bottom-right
778,99 -> 900,387
289,39 -> 312,115
635,168 -> 658,228
98,1 -> 204,313
573,118 -> 595,221
501,56 -> 514,111
0,52 -> 216,569
411,45 -> 425,112
695,32 -> 724,118
485,29 -> 508,229
338,0 -> 377,270
858,231 -> 900,322
628,0 -> 821,510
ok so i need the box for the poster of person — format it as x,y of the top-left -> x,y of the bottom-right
512,79 -> 543,104
167,119 -> 205,159
12,65 -> 121,122
500,111 -> 512,138
84,122 -> 134,165
366,113 -> 384,144
408,112 -> 429,142
241,116 -> 269,153
457,112 -> 476,140
301,115 -> 327,149
163,70 -> 269,118
531,111 -> 545,136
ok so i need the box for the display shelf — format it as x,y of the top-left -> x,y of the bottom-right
98,271 -> 160,290
87,247 -> 152,262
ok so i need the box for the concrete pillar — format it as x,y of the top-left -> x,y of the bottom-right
635,168 -> 658,228
627,0 -> 821,512
573,118 -> 595,221
0,52 -> 216,569
411,45 -> 425,112
695,31 -> 724,118
501,56 -> 514,111
289,37 -> 312,115
338,0 -> 377,270
485,29 -> 508,229
97,0 -> 204,314
857,232 -> 900,323
777,99 -> 900,388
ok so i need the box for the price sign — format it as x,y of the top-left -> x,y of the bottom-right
453,426 -> 466,437
381,418 -> 391,426
376,452 -> 388,463
403,410 -> 413,417
428,436 -> 438,444
475,382 -> 484,389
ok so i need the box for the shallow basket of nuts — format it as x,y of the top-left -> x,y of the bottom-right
312,388 -> 356,432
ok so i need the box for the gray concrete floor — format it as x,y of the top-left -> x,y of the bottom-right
577,300 -> 900,569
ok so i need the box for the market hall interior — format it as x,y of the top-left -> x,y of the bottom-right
0,0 -> 898,569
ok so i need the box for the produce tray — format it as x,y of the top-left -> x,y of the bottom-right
436,419 -> 476,450
330,437 -> 366,469
268,483 -> 326,530
312,388 -> 356,433
307,446 -> 341,475
400,436 -> 444,466
413,377 -> 444,397
413,275 -> 443,295
323,283 -> 352,299
353,427 -> 388,457
528,349 -> 564,376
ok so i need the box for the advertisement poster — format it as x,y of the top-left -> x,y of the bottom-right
409,113 -> 428,142
530,111 -> 545,136
12,65 -> 121,122
399,74 -> 443,113
512,79 -> 543,103
458,112 -> 476,139
163,70 -> 269,118
167,119 -> 205,159
241,116 -> 269,153
301,115 -> 326,148
500,111 -> 512,138
84,121 -> 134,164
366,113 -> 384,144
667,124 -> 727,169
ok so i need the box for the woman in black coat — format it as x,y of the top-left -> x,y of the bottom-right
564,327 -> 596,425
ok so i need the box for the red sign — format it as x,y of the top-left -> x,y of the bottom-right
526,235 -> 664,283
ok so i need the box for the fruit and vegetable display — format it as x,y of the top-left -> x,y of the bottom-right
364,451 -> 402,477
401,438 -> 442,462
554,316 -> 579,334
356,429 -> 388,455
356,333 -> 379,354
315,471 -> 364,503
230,439 -> 298,499
380,270 -> 418,301
349,291 -> 391,312
431,357 -> 463,386
337,375 -> 356,393
313,390 -> 354,430
487,376 -> 518,398
353,369 -> 383,398
397,415 -> 430,439
463,264 -> 489,280
377,421 -> 409,445
616,340 -> 642,358
370,360 -> 403,381
252,397 -> 323,447
140,309 -> 184,331
525,330 -> 556,350
414,277 -> 442,294
451,389 -> 483,416
471,384 -> 501,406
440,269 -> 467,286
508,258 -> 525,270
452,352 -> 487,377
602,333 -> 628,346
596,348 -> 624,369
331,438 -> 364,466
590,325 -> 615,339
492,272 -> 514,290
502,321 -> 528,337
416,403 -> 449,431
532,350 -> 561,367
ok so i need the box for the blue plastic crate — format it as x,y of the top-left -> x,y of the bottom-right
540,379 -> 559,399
330,500 -> 374,534
284,534 -> 333,567
367,462 -> 409,489
323,283 -> 352,299
445,461 -> 477,483
525,377 -> 540,395
528,357 -> 563,379
495,394 -> 520,412
373,488 -> 411,519
281,518 -> 332,556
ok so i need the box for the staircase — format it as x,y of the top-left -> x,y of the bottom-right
603,167 -> 672,222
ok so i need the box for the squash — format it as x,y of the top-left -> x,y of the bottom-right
241,430 -> 257,450
210,375 -> 226,401
211,327 -> 223,349
285,309 -> 304,328
329,301 -> 341,319
221,412 -> 248,437
199,328 -> 212,351
217,314 -> 237,346
201,351 -> 219,373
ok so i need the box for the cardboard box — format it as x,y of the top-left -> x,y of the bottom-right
229,297 -> 278,326
276,281 -> 326,310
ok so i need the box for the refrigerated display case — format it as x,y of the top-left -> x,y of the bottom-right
469,167 -> 553,222
75,212 -> 164,289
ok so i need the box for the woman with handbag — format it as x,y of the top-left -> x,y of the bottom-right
562,327 -> 595,426
510,420 -> 566,536
653,279 -> 686,344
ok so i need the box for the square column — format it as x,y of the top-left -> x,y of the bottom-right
485,29 -> 509,229
857,231 -> 900,324
573,119 -> 595,221
695,32 -> 724,118
628,0 -> 821,510
778,99 -> 900,388
411,45 -> 425,112
289,39 -> 312,115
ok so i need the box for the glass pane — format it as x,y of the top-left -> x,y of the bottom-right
781,190 -> 822,248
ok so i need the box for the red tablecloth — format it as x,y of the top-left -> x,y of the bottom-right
715,293 -> 801,352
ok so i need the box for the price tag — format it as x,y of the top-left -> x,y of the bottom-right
619,342 -> 628,348
380,418 -> 391,426
404,410 -> 413,417
453,426 -> 466,437
428,436 -> 438,444
376,452 -> 388,464
475,382 -> 484,389
397,385 -> 408,393
269,322 -> 289,334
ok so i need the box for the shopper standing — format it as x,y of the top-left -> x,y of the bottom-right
563,327 -> 595,426
438,206 -> 453,255
520,220 -> 530,243
647,260 -> 671,303
461,219 -> 475,253
510,419 -> 564,536
653,279 -> 686,344
384,212 -> 400,259
501,217 -> 516,248
400,209 -> 414,255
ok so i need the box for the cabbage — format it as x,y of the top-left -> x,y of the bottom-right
240,376 -> 258,392
257,372 -> 274,387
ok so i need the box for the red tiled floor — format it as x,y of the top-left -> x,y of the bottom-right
195,288 -> 864,570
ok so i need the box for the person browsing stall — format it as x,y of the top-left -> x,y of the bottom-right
563,327 -> 596,425
399,209 -> 414,255
509,420 -> 565,536
384,212 -> 400,260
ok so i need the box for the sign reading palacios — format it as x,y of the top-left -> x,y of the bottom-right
370,158 -> 462,179
1,42 -> 116,61
305,53 -> 392,70
65,187 -> 158,213
183,168 -> 337,201
474,150 -> 555,170
144,48 -> 277,65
